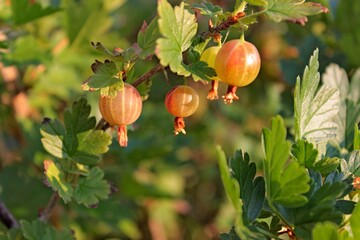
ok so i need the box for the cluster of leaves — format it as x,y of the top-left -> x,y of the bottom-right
0,220 -> 74,240
40,98 -> 112,207
218,49 -> 360,239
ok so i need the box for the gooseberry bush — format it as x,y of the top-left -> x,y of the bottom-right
0,0 -> 360,239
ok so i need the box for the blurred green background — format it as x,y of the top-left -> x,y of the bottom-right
0,0 -> 358,239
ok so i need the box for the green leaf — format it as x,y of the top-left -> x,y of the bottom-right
289,170 -> 347,239
347,151 -> 360,176
291,139 -> 318,168
312,222 -> 340,240
73,167 -> 110,207
87,60 -> 121,89
217,147 -> 240,210
41,98 -> 111,166
313,157 -> 340,175
20,220 -> 74,240
183,61 -> 216,81
265,0 -> 328,25
192,2 -> 223,18
156,0 -> 198,76
245,0 -> 268,7
11,0 -> 60,25
345,70 -> 360,149
99,81 -> 124,98
322,64 -> 348,147
40,119 -> 67,159
44,160 -> 73,203
355,126 -> 360,150
262,116 -> 310,208
230,150 -> 265,222
350,198 -> 360,239
217,147 -> 263,239
137,18 -> 161,59
294,49 -> 340,144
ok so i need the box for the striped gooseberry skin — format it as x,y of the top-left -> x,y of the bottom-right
215,40 -> 260,87
99,83 -> 142,126
165,85 -> 199,118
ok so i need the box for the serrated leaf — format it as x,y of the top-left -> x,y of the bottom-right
291,139 -> 318,168
44,160 -> 73,203
87,60 -> 121,89
230,150 -> 265,222
347,151 -> 360,176
137,18 -> 160,59
41,98 -> 111,166
40,119 -> 67,159
183,61 -> 216,81
265,0 -> 328,25
245,0 -> 268,7
262,116 -> 310,208
11,0 -> 60,25
192,2 -> 223,18
313,157 -> 340,175
288,171 -> 347,239
20,220 -> 74,240
322,64 -> 348,147
350,198 -> 360,239
73,167 -> 110,207
217,147 -> 263,239
294,49 -> 340,144
156,0 -> 198,76
335,200 -> 356,215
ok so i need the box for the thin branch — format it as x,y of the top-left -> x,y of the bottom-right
201,12 -> 246,40
0,200 -> 20,228
39,192 -> 59,222
132,63 -> 164,87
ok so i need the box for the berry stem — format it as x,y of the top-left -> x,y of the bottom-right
174,117 -> 186,135
117,125 -> 128,147
222,85 -> 239,104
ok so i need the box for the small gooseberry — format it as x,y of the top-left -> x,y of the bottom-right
215,40 -> 261,103
165,85 -> 199,135
200,46 -> 221,100
99,83 -> 142,147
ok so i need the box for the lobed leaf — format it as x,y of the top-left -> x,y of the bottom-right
40,98 -> 111,167
291,139 -> 318,168
217,147 -> 264,239
289,170 -> 348,239
265,0 -> 328,25
347,151 -> 360,176
86,60 -> 121,89
294,49 -> 340,144
192,1 -> 223,18
313,157 -> 341,175
73,167 -> 110,207
137,18 -> 161,59
230,150 -> 265,223
262,116 -> 310,208
43,160 -> 73,203
20,220 -> 74,240
182,61 -> 216,81
156,0 -> 198,76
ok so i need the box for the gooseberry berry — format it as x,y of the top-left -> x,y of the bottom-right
215,40 -> 261,103
99,83 -> 142,147
200,46 -> 221,100
165,85 -> 199,135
